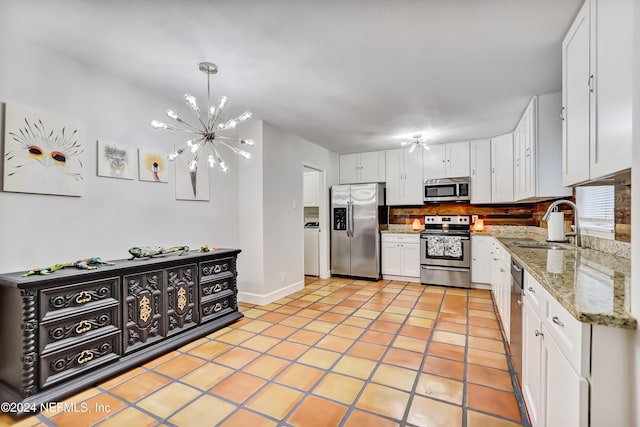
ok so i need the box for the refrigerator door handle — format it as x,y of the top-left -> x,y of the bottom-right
346,201 -> 352,237
349,200 -> 355,237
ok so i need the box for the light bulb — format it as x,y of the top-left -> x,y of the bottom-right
218,96 -> 228,110
234,111 -> 252,123
184,94 -> 200,115
167,152 -> 179,161
209,106 -> 216,115
207,154 -> 215,168
220,161 -> 229,173
409,144 -> 416,153
224,119 -> 237,129
151,120 -> 172,129
186,139 -> 196,147
191,143 -> 200,154
188,159 -> 197,171
241,139 -> 255,146
401,141 -> 408,146
166,110 -> 179,120
423,144 -> 430,151
238,150 -> 251,159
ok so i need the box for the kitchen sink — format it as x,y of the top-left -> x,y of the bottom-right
512,241 -> 572,250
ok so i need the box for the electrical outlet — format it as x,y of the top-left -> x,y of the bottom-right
472,215 -> 478,222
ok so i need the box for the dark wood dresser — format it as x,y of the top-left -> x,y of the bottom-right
0,249 -> 242,415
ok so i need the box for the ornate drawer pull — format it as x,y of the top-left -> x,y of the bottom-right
177,288 -> 187,310
552,316 -> 565,327
214,303 -> 222,312
213,284 -> 222,292
75,291 -> 92,304
139,296 -> 152,322
213,265 -> 222,274
77,350 -> 94,364
75,320 -> 92,334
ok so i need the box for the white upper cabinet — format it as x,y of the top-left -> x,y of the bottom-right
303,170 -> 319,207
339,151 -> 385,184
423,141 -> 470,180
470,139 -> 491,204
562,0 -> 632,186
513,94 -> 571,202
491,133 -> 514,203
385,148 -> 423,206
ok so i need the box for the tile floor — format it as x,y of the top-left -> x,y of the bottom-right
0,277 -> 529,427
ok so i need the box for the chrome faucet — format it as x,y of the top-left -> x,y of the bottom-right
542,199 -> 580,247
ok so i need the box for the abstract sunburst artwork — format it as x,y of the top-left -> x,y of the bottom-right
97,140 -> 135,180
3,103 -> 86,196
138,149 -> 168,183
175,146 -> 209,201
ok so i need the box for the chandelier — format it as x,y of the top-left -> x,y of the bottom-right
150,62 -> 254,173
401,134 -> 429,152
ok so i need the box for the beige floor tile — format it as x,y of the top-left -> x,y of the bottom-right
239,335 -> 281,352
168,394 -> 236,426
372,364 -> 418,392
181,362 -> 234,390
356,383 -> 410,421
219,409 -> 278,427
407,395 -> 463,427
275,363 -> 325,391
298,348 -> 341,369
210,371 -> 267,403
415,373 -> 464,405
138,382 -> 201,418
312,373 -> 364,405
245,383 -> 304,419
287,395 -> 348,427
333,355 -> 377,379
243,354 -> 290,379
432,330 -> 467,347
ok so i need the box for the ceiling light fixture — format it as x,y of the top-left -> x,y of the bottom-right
151,62 -> 254,174
400,134 -> 429,153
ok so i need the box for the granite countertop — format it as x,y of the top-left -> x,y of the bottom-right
486,231 -> 636,329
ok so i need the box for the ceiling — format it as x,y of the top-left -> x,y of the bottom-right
1,0 -> 582,154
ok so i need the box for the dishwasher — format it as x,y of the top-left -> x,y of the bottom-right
510,258 -> 524,386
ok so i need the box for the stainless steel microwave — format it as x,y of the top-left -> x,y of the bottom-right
424,177 -> 471,202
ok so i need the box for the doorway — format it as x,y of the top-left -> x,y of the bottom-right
302,164 -> 328,279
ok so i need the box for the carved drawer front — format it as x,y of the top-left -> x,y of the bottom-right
40,330 -> 121,389
200,275 -> 235,300
200,290 -> 237,323
200,257 -> 236,282
166,264 -> 198,337
123,270 -> 165,354
40,304 -> 120,353
40,277 -> 120,321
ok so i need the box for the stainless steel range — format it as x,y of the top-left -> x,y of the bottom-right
420,215 -> 471,288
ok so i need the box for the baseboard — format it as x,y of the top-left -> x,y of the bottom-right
383,274 -> 422,283
471,282 -> 491,290
237,280 -> 304,306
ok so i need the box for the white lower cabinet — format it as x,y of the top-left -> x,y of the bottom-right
381,234 -> 420,281
471,235 -> 492,284
521,271 -> 630,427
489,238 -> 511,341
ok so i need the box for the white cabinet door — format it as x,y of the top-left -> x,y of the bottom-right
522,301 -> 544,427
339,153 -> 359,184
470,140 -> 491,204
589,0 -> 633,179
543,324 -> 589,427
385,149 -> 403,205
471,235 -> 492,284
381,242 -> 402,275
359,151 -> 385,183
491,133 -> 514,203
403,148 -> 424,205
562,2 -> 591,186
303,171 -> 318,207
522,99 -> 536,200
400,243 -> 420,278
447,141 -> 470,178
422,144 -> 446,180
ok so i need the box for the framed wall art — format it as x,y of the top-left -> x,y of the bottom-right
138,148 -> 169,183
97,140 -> 136,180
3,102 -> 86,196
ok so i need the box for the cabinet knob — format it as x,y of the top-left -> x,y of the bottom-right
535,330 -> 544,337
528,286 -> 536,294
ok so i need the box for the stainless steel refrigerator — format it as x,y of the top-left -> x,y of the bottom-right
331,183 -> 385,279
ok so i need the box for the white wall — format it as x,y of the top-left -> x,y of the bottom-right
0,38 -> 239,272
237,120 -> 338,304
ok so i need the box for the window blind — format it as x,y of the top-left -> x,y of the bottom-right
576,186 -> 614,230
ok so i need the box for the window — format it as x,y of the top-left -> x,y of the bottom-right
576,186 -> 615,238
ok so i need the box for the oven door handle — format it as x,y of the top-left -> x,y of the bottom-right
420,235 -> 470,240
421,265 -> 469,272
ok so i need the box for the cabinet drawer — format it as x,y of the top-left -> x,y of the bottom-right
200,257 -> 236,281
201,275 -> 236,299
523,272 -> 545,316
545,295 -> 591,376
381,233 -> 420,244
40,277 -> 120,321
40,330 -> 121,389
200,291 -> 237,323
40,304 -> 120,353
